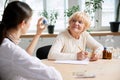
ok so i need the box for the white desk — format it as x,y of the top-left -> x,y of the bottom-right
42,59 -> 120,80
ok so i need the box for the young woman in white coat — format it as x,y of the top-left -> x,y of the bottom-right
0,1 -> 62,80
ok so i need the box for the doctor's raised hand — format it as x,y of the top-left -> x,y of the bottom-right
36,18 -> 46,35
26,17 -> 46,55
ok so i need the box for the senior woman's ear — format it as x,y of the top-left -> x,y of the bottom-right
67,26 -> 70,29
80,23 -> 86,32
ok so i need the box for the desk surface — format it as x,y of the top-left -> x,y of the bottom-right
42,59 -> 120,80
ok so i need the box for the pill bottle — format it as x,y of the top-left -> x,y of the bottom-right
102,47 -> 108,59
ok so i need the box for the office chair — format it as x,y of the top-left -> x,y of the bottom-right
36,45 -> 52,60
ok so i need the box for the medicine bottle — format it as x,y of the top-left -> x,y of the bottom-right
107,51 -> 112,59
39,18 -> 48,29
102,47 -> 108,59
42,18 -> 48,26
43,19 -> 47,25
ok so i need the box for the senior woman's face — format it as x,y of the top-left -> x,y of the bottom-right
69,18 -> 85,34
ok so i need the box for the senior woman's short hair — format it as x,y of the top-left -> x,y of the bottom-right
69,11 -> 91,30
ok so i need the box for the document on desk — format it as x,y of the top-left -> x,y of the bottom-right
55,58 -> 89,64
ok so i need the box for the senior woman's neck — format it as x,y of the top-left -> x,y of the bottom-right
68,29 -> 81,39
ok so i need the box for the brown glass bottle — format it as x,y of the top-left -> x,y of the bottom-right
107,52 -> 112,59
102,47 -> 108,59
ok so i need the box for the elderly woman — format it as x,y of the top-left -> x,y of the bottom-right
48,11 -> 103,61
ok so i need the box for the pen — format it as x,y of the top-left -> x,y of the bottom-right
78,46 -> 83,52
78,46 -> 89,58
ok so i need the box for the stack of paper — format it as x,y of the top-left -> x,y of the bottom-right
55,58 -> 89,64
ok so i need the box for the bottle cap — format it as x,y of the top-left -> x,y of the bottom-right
104,47 -> 107,50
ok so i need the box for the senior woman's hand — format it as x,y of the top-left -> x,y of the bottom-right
90,53 -> 101,61
77,51 -> 88,60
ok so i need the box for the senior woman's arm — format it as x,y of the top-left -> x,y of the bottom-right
48,35 -> 77,60
85,32 -> 104,60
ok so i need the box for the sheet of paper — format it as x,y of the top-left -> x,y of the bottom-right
55,58 -> 89,64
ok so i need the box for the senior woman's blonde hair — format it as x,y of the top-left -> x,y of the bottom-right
69,11 -> 91,30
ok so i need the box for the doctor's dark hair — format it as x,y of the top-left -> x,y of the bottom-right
0,1 -> 32,45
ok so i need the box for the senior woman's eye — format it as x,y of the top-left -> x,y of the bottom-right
72,19 -> 76,22
78,21 -> 82,24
